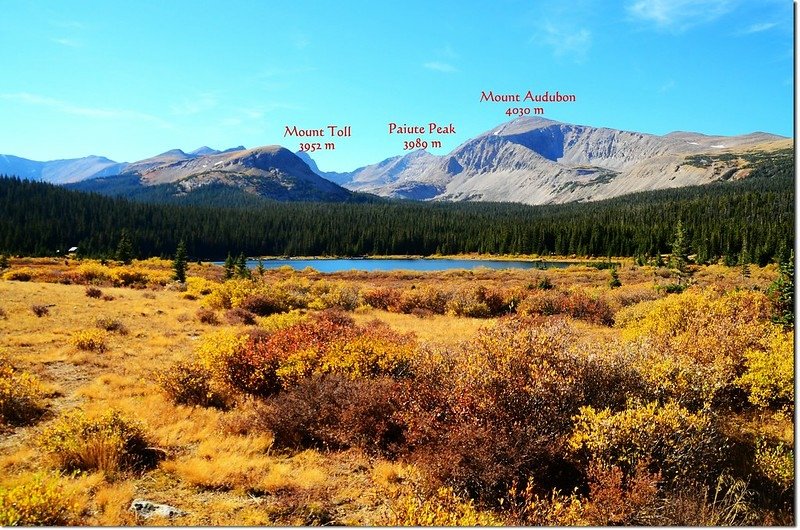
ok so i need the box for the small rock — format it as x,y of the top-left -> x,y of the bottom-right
129,499 -> 187,519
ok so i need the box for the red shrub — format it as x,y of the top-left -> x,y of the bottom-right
361,287 -> 402,311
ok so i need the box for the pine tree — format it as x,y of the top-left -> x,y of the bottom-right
223,252 -> 235,280
769,251 -> 794,327
608,267 -> 621,289
256,259 -> 266,277
669,220 -> 688,273
235,252 -> 250,279
173,240 -> 188,283
739,236 -> 751,279
116,229 -> 134,265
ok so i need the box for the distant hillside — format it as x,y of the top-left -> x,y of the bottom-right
0,154 -> 127,184
73,146 -> 354,203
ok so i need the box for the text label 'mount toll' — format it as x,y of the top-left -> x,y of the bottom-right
284,125 -> 352,137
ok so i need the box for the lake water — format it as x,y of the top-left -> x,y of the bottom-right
230,258 -> 580,273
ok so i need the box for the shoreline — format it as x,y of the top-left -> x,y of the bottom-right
247,254 -> 625,263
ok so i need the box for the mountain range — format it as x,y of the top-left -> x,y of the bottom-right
1,117 -> 790,205
305,117 -> 790,204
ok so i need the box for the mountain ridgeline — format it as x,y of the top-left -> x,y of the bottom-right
67,145 -> 356,203
3,117 -> 792,206
309,117 -> 791,204
0,143 -> 792,262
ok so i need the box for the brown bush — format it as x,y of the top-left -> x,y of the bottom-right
257,374 -> 405,455
399,318 -> 592,503
0,357 -> 46,426
85,286 -> 103,298
195,307 -> 219,325
225,307 -> 256,326
31,305 -> 49,317
95,317 -> 128,335
158,360 -> 230,409
240,293 -> 286,316
397,286 -> 450,314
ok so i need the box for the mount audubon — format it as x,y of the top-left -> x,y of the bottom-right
305,117 -> 788,204
1,117 -> 788,205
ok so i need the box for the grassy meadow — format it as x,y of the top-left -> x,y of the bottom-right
0,256 -> 793,525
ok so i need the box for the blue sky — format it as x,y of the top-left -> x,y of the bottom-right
1,0 -> 793,171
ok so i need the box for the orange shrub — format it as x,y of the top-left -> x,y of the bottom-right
518,288 -> 614,325
361,287 -> 402,311
397,286 -> 450,314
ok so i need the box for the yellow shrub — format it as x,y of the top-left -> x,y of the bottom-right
2,267 -> 37,281
105,263 -> 172,286
186,276 -> 219,298
195,329 -> 247,380
142,267 -> 172,286
204,278 -> 259,309
71,329 -> 109,352
736,328 -> 794,408
308,281 -> 360,311
274,348 -> 320,386
72,261 -> 112,283
0,357 -> 45,425
617,289 -> 771,364
320,337 -> 415,379
569,401 -> 723,482
134,257 -> 172,268
383,487 -> 503,526
510,485 -> 587,526
257,309 -> 308,332
39,409 -> 153,476
0,474 -> 78,526
276,276 -> 314,307
617,289 -> 774,406
625,343 -> 714,406
754,438 -> 793,491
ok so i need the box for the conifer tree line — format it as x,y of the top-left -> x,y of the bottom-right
0,165 -> 792,264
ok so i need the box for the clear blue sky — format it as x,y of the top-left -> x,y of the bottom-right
1,0 -> 793,172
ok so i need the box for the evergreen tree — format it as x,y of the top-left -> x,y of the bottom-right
256,258 -> 266,277
223,252 -> 235,280
0,254 -> 8,270
235,252 -> 250,278
670,220 -> 688,273
173,240 -> 188,283
116,229 -> 134,265
739,236 -> 751,279
608,267 -> 621,289
769,251 -> 794,327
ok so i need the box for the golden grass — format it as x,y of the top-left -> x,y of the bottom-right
351,308 -> 490,345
